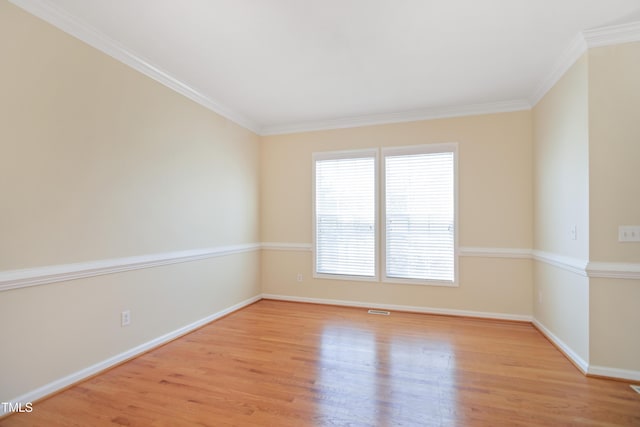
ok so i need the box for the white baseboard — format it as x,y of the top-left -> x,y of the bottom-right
588,365 -> 640,382
4,295 -> 637,418
532,319 -> 640,382
0,294 -> 261,417
532,318 -> 589,374
261,293 -> 532,322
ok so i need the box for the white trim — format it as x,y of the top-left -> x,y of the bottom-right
261,242 -> 313,252
0,243 -> 261,292
531,250 -> 589,276
381,143 -> 459,286
458,247 -> 532,259
532,318 -> 589,374
530,34 -> 587,106
588,365 -> 640,382
261,100 -> 531,136
261,243 -> 535,259
536,315 -> 640,381
9,0 -> 640,137
583,21 -> 640,48
262,293 -> 532,322
530,21 -> 640,107
5,245 -> 636,294
586,261 -> 640,280
0,295 -> 261,417
8,0 -> 260,134
312,149 -> 380,282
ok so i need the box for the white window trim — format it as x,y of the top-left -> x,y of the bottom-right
312,143 -> 458,287
312,148 -> 379,282
381,143 -> 459,287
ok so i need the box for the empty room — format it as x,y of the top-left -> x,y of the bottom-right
1,0 -> 639,425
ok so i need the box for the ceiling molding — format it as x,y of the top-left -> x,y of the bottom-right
260,99 -> 532,136
530,20 -> 640,107
9,0 -> 261,135
9,1 -> 640,136
583,20 -> 640,48
529,33 -> 587,106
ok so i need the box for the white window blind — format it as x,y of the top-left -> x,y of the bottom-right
314,153 -> 376,278
384,150 -> 455,282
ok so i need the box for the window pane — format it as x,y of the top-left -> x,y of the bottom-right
315,156 -> 375,277
385,152 -> 454,281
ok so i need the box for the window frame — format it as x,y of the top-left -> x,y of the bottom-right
312,148 -> 379,282
312,143 -> 458,287
381,143 -> 459,287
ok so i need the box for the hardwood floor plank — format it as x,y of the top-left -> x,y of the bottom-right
2,300 -> 639,426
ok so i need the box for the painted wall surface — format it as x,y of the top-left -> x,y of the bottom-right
532,54 -> 590,364
533,55 -> 590,260
590,278 -> 640,372
588,42 -> 640,264
261,112 -> 533,316
533,263 -> 589,364
587,42 -> 640,371
0,2 -> 260,400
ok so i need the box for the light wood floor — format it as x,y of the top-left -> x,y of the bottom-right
2,300 -> 639,426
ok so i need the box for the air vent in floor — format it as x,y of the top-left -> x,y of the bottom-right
368,309 -> 390,315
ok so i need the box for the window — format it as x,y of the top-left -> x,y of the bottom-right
383,145 -> 456,283
313,150 -> 377,279
313,144 -> 457,285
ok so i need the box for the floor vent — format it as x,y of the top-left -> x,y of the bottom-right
368,309 -> 390,316
631,385 -> 640,394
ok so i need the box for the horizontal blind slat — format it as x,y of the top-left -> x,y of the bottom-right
315,155 -> 376,277
385,151 -> 455,281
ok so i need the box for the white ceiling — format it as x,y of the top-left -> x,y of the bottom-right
11,0 -> 640,134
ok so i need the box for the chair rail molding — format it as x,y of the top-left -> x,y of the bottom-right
0,243 -> 261,292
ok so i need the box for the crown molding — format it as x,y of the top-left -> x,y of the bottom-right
529,34 -> 588,106
530,20 -> 640,107
583,20 -> 640,48
9,0 -> 640,136
260,100 -> 532,136
8,0 -> 261,135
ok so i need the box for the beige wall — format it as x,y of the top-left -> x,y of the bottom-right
588,43 -> 640,264
590,278 -> 640,371
533,55 -> 590,260
533,43 -> 640,374
261,112 -> 533,315
0,2 -> 260,401
3,0 -> 638,403
587,42 -> 640,371
532,54 -> 590,364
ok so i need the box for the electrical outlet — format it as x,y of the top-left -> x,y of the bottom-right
296,273 -> 303,283
121,310 -> 131,327
619,226 -> 640,242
